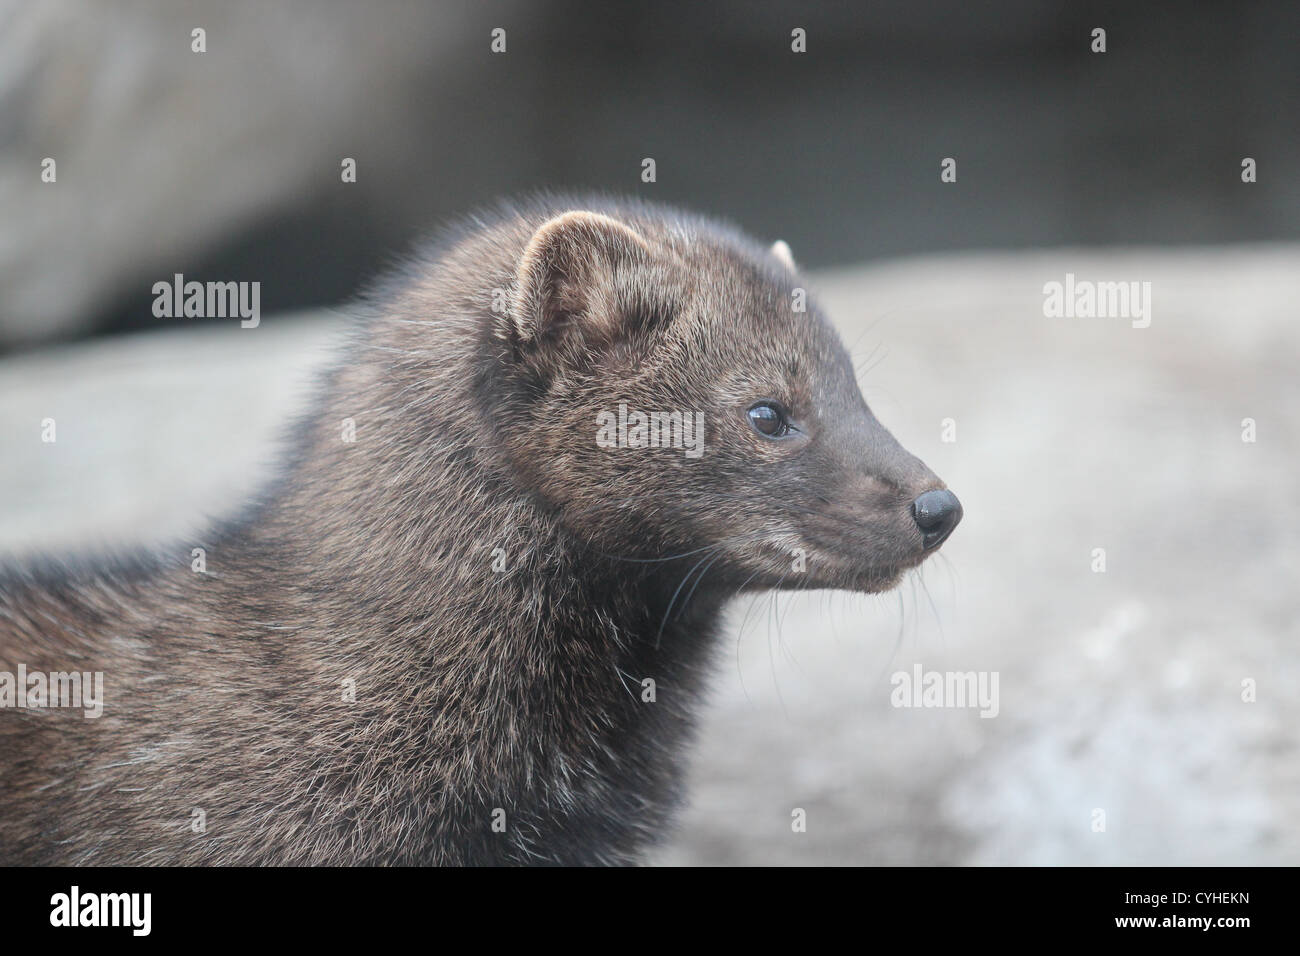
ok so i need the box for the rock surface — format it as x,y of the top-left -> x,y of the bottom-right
2,246 -> 1295,864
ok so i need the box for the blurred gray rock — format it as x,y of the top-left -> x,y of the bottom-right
2,247 -> 1296,864
0,0 -> 532,345
3,0 -> 1296,346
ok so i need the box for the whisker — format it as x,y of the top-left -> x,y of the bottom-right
729,566 -> 768,706
655,546 -> 721,649
916,564 -> 945,645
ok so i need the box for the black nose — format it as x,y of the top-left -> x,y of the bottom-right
912,489 -> 963,549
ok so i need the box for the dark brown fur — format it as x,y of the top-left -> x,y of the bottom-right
0,196 -> 951,864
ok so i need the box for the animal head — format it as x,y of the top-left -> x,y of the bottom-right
493,204 -> 961,593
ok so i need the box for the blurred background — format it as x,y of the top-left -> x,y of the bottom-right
1,0 -> 1297,864
3,0 -> 1297,349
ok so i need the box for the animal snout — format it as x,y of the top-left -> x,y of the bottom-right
912,489 -> 962,550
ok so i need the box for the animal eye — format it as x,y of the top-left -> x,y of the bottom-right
747,401 -> 792,438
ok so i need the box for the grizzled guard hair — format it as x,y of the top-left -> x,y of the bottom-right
0,195 -> 957,865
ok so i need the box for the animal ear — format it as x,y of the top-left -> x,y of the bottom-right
509,210 -> 653,353
770,239 -> 796,271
